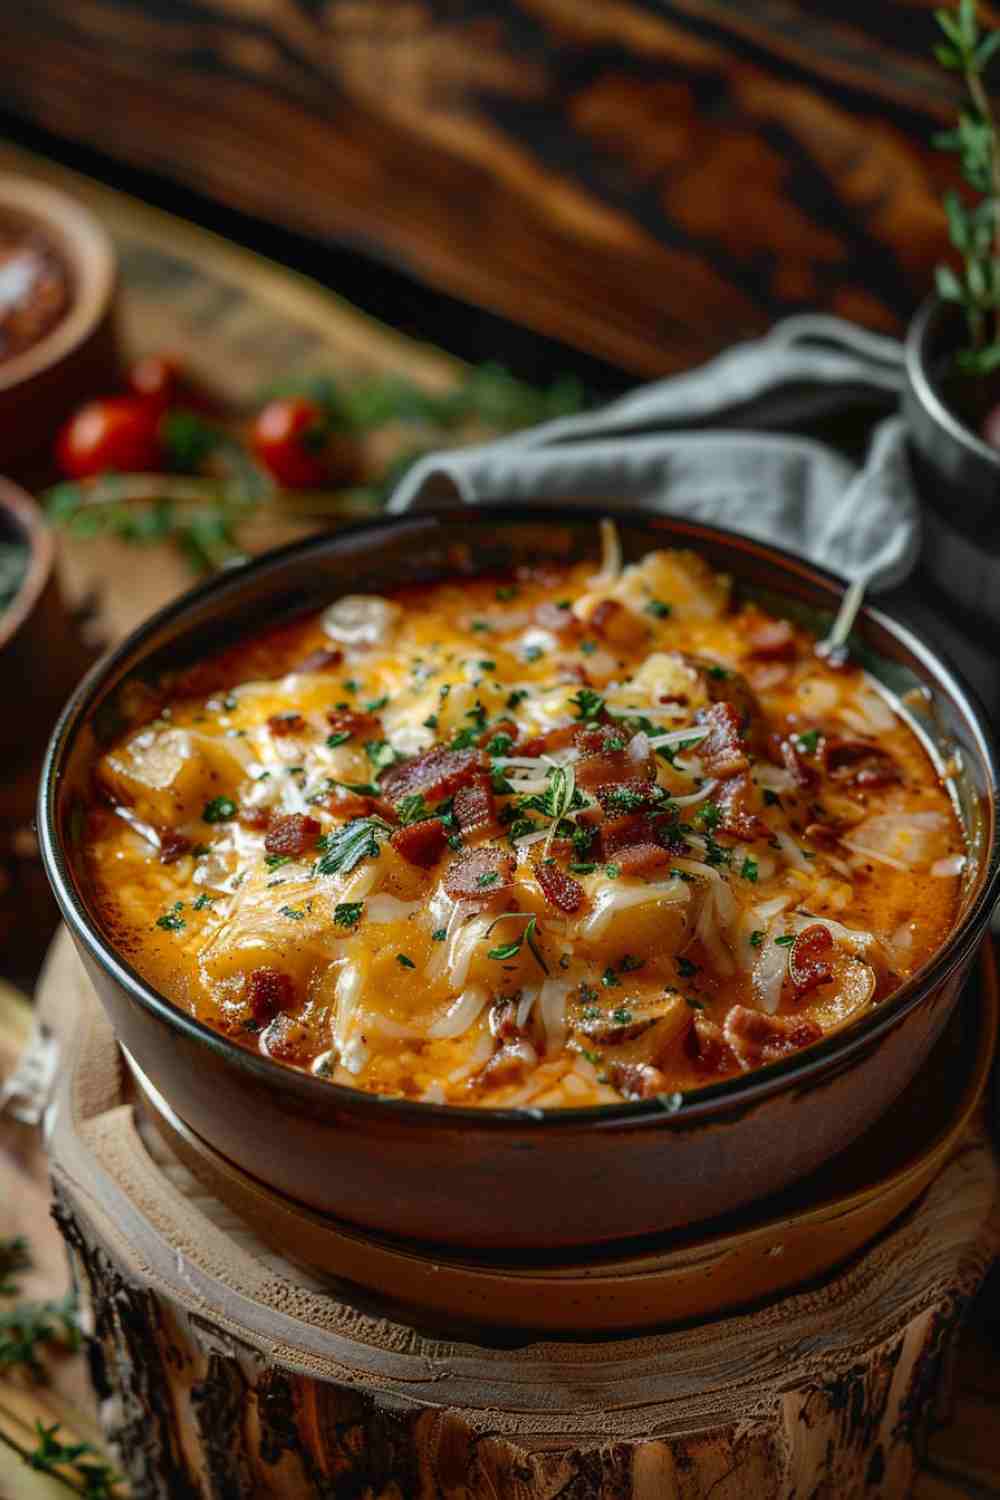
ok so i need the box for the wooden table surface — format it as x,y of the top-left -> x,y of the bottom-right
3,0 -> 966,378
0,143 -> 997,1497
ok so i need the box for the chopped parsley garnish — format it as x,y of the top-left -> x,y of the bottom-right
192,892 -> 214,910
470,619 -> 491,633
485,731 -> 514,757
326,730 -> 352,748
580,640 -> 597,655
431,927 -> 447,942
332,778 -> 382,797
704,835 -> 732,868
485,913 -> 548,973
495,585 -> 519,601
601,967 -> 620,988
191,844 -> 210,858
570,687 -> 605,721
797,730 -> 822,754
280,905 -> 305,920
774,933 -> 795,947
763,788 -> 782,807
523,645 -> 544,663
314,816 -> 391,877
695,801 -> 721,831
740,856 -> 759,882
605,863 -> 621,878
343,679 -> 359,694
477,872 -> 500,888
644,599 -> 672,618
569,861 -> 597,874
365,695 -> 389,713
506,688 -> 529,710
708,665 -> 730,680
334,901 -> 364,929
202,796 -> 237,823
602,784 -> 648,813
611,1006 -> 633,1024
579,983 -> 599,1004
222,694 -> 238,711
479,659 -> 496,672
423,713 -> 439,730
264,854 -> 291,869
619,954 -> 644,972
156,902 -> 185,932
492,770 -> 515,794
676,956 -> 699,978
396,793 -> 432,826
581,1004 -> 601,1019
396,953 -> 416,968
685,996 -> 706,1010
365,739 -> 399,773
749,929 -> 765,948
450,727 -> 479,750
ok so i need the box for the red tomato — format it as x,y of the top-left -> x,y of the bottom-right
128,353 -> 182,410
250,397 -> 333,488
57,397 -> 163,479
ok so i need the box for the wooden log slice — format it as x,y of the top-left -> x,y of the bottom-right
37,929 -> 1000,1498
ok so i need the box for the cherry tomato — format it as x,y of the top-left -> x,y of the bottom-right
57,397 -> 163,479
127,353 -> 182,410
250,397 -> 334,488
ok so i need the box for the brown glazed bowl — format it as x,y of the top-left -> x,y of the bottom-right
38,509 -> 1000,1251
0,176 -> 118,472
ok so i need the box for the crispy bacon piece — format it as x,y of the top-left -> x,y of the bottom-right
823,738 -> 901,790
607,1060 -> 668,1100
804,820 -> 844,851
326,707 -> 381,739
681,655 -> 760,732
390,817 -> 448,868
268,711 -> 305,737
489,996 -> 523,1042
380,746 -> 486,806
593,778 -> 660,815
722,1005 -> 823,1071
695,702 -> 750,779
771,733 -> 819,791
576,727 -> 657,790
519,724 -> 577,757
246,968 -> 295,1027
743,617 -> 798,661
789,924 -> 834,995
687,1014 -> 735,1074
443,846 -> 515,905
296,646 -> 343,673
262,1012 -> 313,1064
534,601 -> 582,636
453,778 -> 497,836
715,774 -> 769,840
613,842 -> 671,877
264,813 -> 322,857
479,1042 -> 534,1087
158,829 -> 191,864
534,859 -> 586,914
574,724 -> 623,756
599,812 -> 651,857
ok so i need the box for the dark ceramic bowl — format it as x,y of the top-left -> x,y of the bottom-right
38,509 -> 1000,1250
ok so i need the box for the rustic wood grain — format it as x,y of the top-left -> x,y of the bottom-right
1,0 -> 976,374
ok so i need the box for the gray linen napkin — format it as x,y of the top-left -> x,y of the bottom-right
388,314 -> 998,719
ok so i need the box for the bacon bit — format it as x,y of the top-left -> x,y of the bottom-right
695,702 -> 750,779
744,617 -> 798,661
261,1012 -> 313,1064
593,778 -> 660,814
789,924 -> 834,995
267,711 -> 305,737
390,817 -> 448,868
534,859 -> 586,914
598,812 -> 649,857
576,752 -> 634,790
264,813 -> 322,857
489,996 -> 523,1042
158,829 -> 191,864
607,1060 -> 668,1100
613,842 -> 671,877
804,821 -> 844,851
479,718 -> 518,750
519,724 -> 577,757
574,724 -> 621,756
722,1005 -> 823,1071
534,601 -> 582,637
239,804 -> 273,832
823,738 -> 901,790
715,775 -> 769,840
247,968 -> 296,1027
443,846 -> 516,905
687,1014 -> 735,1074
589,598 -> 646,648
479,1043 -> 532,1087
453,778 -> 497,835
771,733 -> 819,791
296,646 -> 343,673
381,746 -> 486,805
326,707 -> 381,739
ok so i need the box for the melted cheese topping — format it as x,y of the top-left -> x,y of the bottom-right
84,542 -> 963,1108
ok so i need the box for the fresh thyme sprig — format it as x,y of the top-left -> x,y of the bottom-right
934,0 -> 1000,370
0,1420 -> 121,1499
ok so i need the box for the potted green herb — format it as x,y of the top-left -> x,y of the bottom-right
904,0 -> 1000,508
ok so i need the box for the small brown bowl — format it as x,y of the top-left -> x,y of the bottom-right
0,176 -> 118,472
37,510 -> 1000,1250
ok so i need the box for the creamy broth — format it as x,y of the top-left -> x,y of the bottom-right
84,534 -> 963,1108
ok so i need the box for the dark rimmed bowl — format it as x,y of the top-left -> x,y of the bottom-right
38,509 -> 1000,1250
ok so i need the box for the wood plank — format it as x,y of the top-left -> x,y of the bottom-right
2,0 -> 967,375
